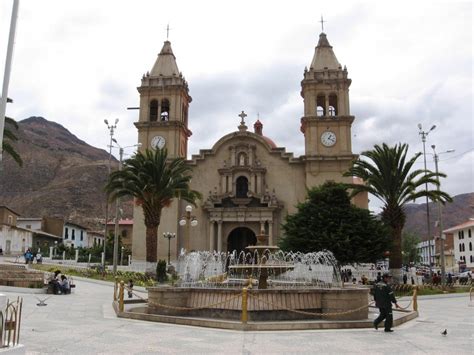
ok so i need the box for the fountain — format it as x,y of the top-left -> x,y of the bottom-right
227,229 -> 294,289
145,231 -> 370,323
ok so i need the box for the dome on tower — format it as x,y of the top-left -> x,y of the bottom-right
150,41 -> 180,77
309,33 -> 342,71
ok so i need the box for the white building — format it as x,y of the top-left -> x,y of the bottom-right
417,239 -> 435,267
63,221 -> 88,248
17,217 -> 42,231
444,219 -> 474,272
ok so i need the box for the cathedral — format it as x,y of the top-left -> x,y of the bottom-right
131,32 -> 368,263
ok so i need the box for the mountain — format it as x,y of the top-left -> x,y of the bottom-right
0,116 -> 130,228
403,192 -> 474,239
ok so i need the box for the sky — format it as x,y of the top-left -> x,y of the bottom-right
1,0 -> 473,213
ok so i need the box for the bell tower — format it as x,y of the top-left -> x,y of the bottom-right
300,32 -> 357,187
132,40 -> 192,267
134,40 -> 192,158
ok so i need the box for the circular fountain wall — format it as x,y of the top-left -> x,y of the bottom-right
147,249 -> 369,321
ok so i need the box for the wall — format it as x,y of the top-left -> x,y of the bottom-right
0,225 -> 33,254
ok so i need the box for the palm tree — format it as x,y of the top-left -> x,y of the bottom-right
105,148 -> 201,266
3,116 -> 23,166
344,143 -> 451,278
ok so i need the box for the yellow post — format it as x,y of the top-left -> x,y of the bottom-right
119,281 -> 125,312
412,286 -> 418,312
241,287 -> 248,324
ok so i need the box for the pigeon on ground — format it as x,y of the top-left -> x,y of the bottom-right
441,329 -> 447,336
35,296 -> 50,306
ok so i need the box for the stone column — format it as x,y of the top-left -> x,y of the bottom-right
268,221 -> 273,245
217,221 -> 223,252
209,221 -> 215,251
62,251 -> 66,260
260,221 -> 265,234
75,249 -> 79,262
49,246 -> 53,258
325,95 -> 329,116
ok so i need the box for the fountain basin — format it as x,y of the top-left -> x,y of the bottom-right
147,286 -> 369,321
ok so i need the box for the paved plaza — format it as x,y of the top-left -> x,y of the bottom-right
3,279 -> 473,354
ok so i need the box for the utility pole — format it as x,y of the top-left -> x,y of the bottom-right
418,123 -> 436,275
431,145 -> 454,286
0,0 -> 20,168
112,146 -> 123,274
103,119 -> 118,270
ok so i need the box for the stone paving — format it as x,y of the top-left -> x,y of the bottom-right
2,278 -> 473,354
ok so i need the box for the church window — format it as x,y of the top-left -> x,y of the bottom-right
316,95 -> 325,116
470,242 -> 472,251
236,176 -> 249,198
72,230 -> 75,241
149,100 -> 158,121
161,99 -> 170,121
329,94 -> 338,116
80,230 -> 84,241
65,228 -> 69,239
469,229 -> 472,238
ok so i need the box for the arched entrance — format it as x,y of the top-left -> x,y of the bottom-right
227,227 -> 256,254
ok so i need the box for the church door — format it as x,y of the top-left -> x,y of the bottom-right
227,227 -> 256,254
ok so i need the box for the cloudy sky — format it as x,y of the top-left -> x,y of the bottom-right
1,0 -> 472,212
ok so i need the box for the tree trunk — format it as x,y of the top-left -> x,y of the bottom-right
145,225 -> 158,264
382,204 -> 405,282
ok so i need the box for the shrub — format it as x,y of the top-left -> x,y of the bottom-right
156,260 -> 168,283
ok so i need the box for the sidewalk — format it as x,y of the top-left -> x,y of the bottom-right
1,279 -> 472,354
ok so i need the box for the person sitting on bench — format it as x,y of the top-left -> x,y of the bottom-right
59,275 -> 70,294
48,270 -> 61,294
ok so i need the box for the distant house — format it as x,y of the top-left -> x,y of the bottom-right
444,219 -> 474,272
87,230 -> 105,248
16,217 -> 65,253
105,219 -> 133,249
0,206 -> 32,254
42,217 -> 89,248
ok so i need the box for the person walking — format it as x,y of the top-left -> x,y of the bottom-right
373,272 -> 400,332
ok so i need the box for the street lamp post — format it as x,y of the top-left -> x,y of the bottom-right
120,246 -> 124,266
103,118 -> 119,270
418,123 -> 436,275
111,140 -> 141,274
431,145 -> 454,286
163,232 -> 176,265
179,205 -> 198,252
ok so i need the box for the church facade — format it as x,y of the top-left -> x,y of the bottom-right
131,32 -> 368,263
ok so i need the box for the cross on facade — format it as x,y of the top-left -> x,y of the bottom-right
238,111 -> 247,125
320,15 -> 326,32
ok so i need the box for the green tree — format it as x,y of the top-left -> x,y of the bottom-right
402,232 -> 421,265
105,148 -> 201,266
279,182 -> 390,265
3,116 -> 23,166
344,143 -> 451,277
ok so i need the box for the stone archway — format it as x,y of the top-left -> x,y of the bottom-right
227,227 -> 256,254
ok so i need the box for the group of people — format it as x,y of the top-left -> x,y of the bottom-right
48,270 -> 71,295
24,249 -> 42,264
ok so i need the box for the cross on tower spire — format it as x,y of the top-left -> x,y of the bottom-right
238,110 -> 247,125
319,15 -> 326,32
166,24 -> 171,40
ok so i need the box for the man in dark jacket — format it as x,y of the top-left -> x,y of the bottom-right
373,273 -> 400,332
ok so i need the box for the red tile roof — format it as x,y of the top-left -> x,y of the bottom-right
443,219 -> 474,233
106,219 -> 133,226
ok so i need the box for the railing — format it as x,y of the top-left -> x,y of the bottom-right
112,279 -> 419,323
0,297 -> 23,348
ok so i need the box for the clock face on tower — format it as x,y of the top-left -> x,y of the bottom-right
321,131 -> 337,147
150,135 -> 166,149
